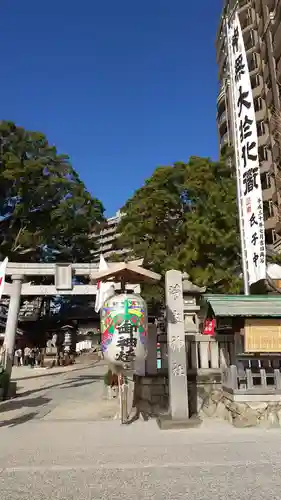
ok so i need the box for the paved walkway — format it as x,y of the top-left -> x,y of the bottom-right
1,418 -> 281,499
1,359 -> 281,498
2,357 -> 119,424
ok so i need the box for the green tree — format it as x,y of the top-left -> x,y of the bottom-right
0,121 -> 104,262
116,156 -> 242,304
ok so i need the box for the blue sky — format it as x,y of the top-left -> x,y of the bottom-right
1,0 -> 223,216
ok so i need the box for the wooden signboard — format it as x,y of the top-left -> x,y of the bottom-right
245,319 -> 281,353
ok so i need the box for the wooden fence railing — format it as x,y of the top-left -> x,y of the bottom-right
155,333 -> 236,374
186,334 -> 235,372
223,357 -> 281,394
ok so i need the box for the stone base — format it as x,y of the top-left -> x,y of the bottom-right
7,381 -> 17,399
157,414 -> 202,430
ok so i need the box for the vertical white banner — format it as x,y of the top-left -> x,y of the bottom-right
0,257 -> 8,299
228,13 -> 266,285
94,254 -> 115,313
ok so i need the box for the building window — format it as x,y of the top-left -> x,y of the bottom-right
259,146 -> 268,161
260,172 -> 271,190
251,75 -> 260,89
265,229 -> 273,245
257,120 -> 266,136
254,97 -> 263,112
245,30 -> 255,50
249,53 -> 258,72
263,200 -> 274,220
269,200 -> 274,217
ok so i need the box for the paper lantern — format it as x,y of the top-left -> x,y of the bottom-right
101,293 -> 148,367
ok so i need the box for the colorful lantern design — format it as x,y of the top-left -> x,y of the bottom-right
100,293 -> 148,367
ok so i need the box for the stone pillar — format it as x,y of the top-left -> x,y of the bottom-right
4,275 -> 23,377
146,323 -> 157,375
158,270 -> 201,429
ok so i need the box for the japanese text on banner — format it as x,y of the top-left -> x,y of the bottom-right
228,13 -> 266,285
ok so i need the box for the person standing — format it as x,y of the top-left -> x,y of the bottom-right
15,348 -> 22,367
29,348 -> 35,368
35,348 -> 41,367
24,346 -> 31,366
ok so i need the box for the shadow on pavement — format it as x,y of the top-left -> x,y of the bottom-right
0,412 -> 38,428
0,396 -> 53,428
11,360 -> 103,382
17,373 -> 104,399
54,380 -> 100,391
0,395 -> 51,413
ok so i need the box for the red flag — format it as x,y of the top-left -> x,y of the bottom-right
203,319 -> 215,336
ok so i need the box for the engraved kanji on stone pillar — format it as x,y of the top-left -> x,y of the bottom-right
165,270 -> 189,420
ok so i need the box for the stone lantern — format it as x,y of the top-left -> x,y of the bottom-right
182,273 -> 206,335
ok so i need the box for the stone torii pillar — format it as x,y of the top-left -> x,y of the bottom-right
4,275 -> 23,377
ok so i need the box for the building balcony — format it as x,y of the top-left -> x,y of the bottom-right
266,88 -> 273,108
272,190 -> 279,205
273,21 -> 281,61
217,110 -> 227,127
217,85 -> 225,105
276,1 -> 281,25
238,0 -> 251,13
260,41 -> 267,61
269,163 -> 276,178
275,172 -> 281,191
252,83 -> 263,98
265,215 -> 277,231
268,0 -> 276,11
255,0 -> 262,15
275,217 -> 281,236
216,33 -> 226,60
263,64 -> 270,83
276,57 -> 281,81
258,17 -> 264,37
273,142 -> 281,162
245,35 -> 257,53
248,53 -> 261,75
269,114 -> 279,137
255,107 -> 267,122
262,186 -> 275,202
240,9 -> 253,31
260,159 -> 272,175
218,53 -> 228,81
220,133 -> 229,147
238,0 -> 251,10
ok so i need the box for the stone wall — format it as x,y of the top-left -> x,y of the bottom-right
221,393 -> 281,428
185,369 -> 222,417
135,371 -> 222,419
194,371 -> 281,428
135,371 -> 281,428
135,375 -> 169,416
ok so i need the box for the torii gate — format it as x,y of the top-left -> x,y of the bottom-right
2,259 -> 149,376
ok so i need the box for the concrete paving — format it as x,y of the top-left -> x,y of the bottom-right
6,358 -> 119,422
1,360 -> 281,498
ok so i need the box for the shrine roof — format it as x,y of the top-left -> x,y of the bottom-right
203,295 -> 281,317
91,262 -> 161,284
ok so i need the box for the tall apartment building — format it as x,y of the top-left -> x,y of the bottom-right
216,0 -> 281,250
91,210 -> 129,263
